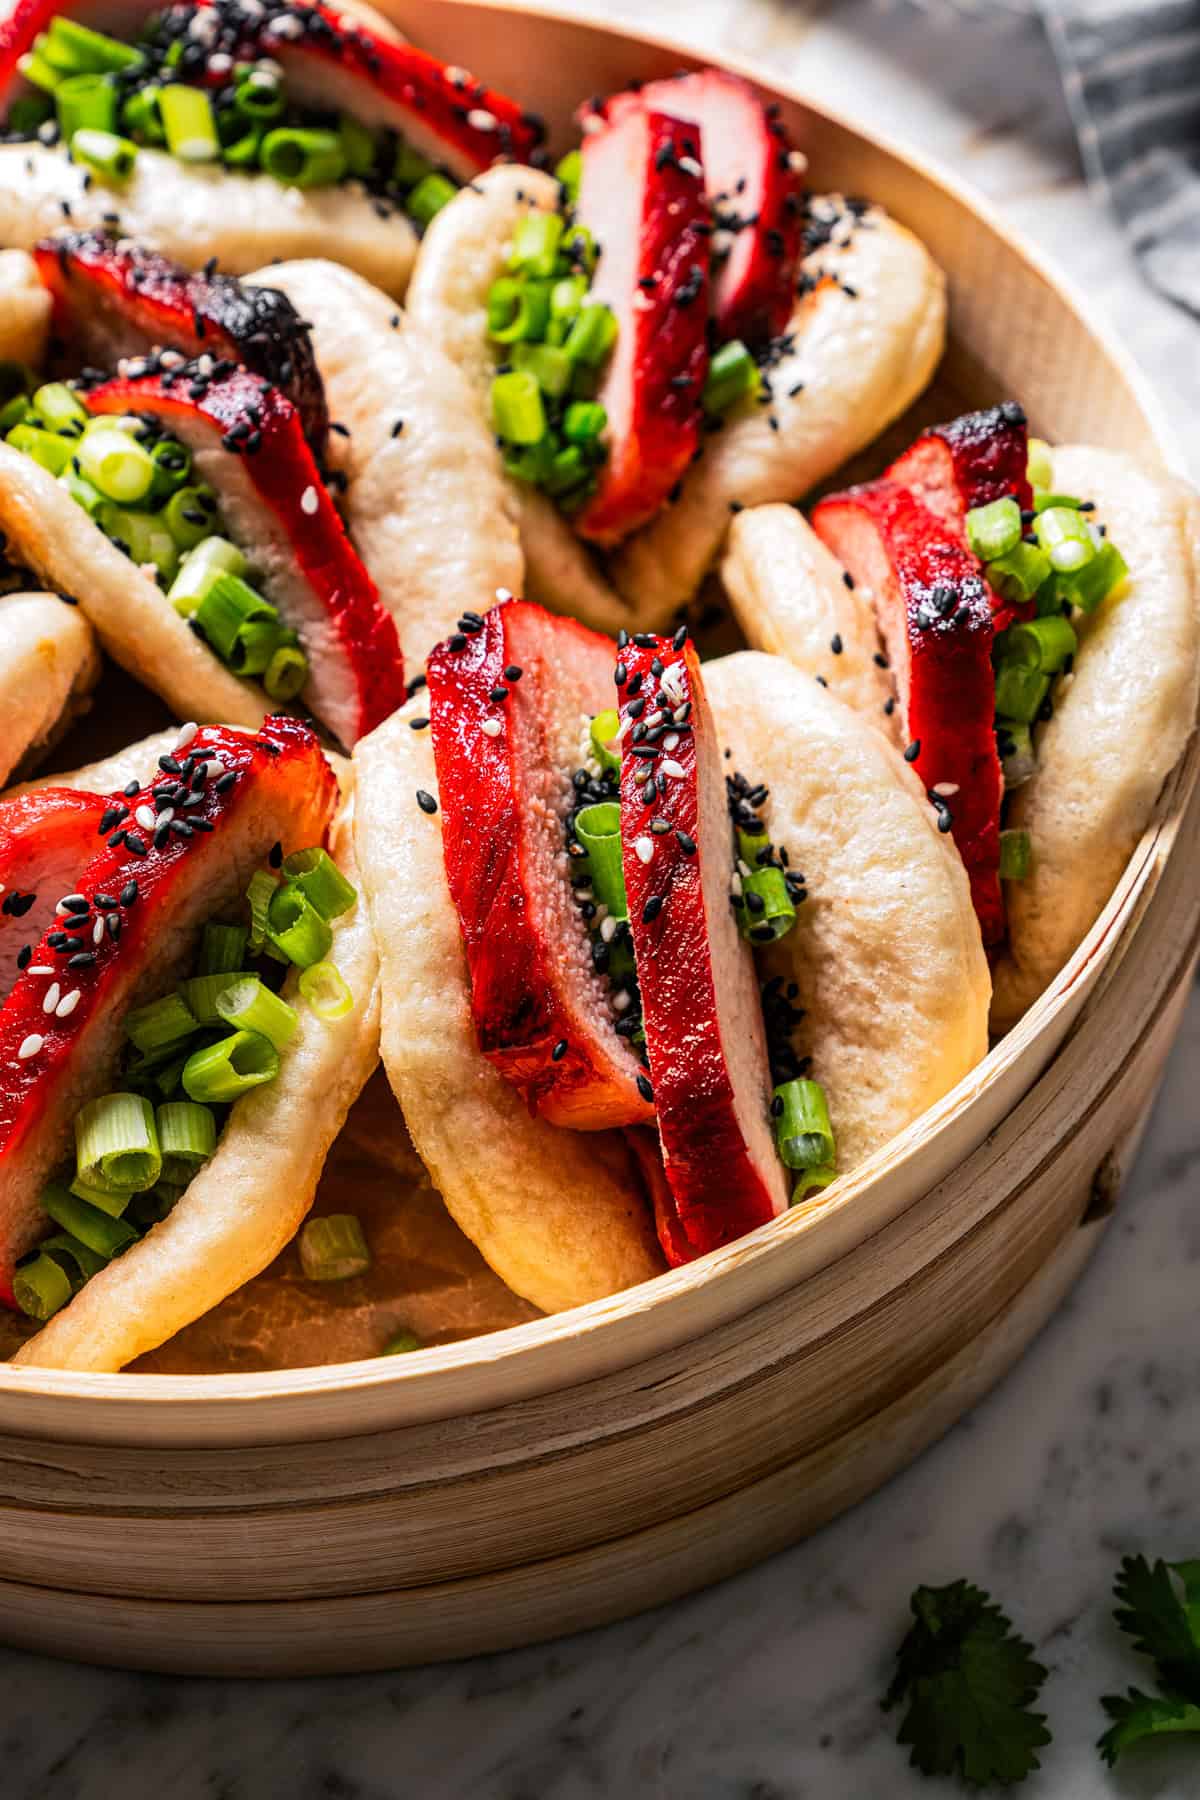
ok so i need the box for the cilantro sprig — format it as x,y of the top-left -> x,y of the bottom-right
883,1580 -> 1051,1787
1098,1555 -> 1200,1766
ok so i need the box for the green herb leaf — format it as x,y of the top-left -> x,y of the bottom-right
1113,1554 -> 1200,1701
884,1580 -> 1050,1787
1098,1687 -> 1200,1768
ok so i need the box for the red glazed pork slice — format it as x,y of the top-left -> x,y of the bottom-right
596,68 -> 804,345
84,365 -> 405,747
573,108 -> 710,547
34,232 -> 329,452
429,598 -> 653,1129
0,787 -> 109,996
813,479 -> 1004,947
618,632 -> 787,1259
0,716 -> 336,1303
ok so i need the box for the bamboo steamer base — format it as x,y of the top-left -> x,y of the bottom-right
0,0 -> 1196,1675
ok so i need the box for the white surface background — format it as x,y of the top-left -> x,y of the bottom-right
6,3 -> 1200,1795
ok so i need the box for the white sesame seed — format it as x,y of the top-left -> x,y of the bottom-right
42,983 -> 60,1015
738,859 -> 753,879
301,485 -> 319,515
445,64 -> 470,84
932,781 -> 960,798
481,718 -> 502,738
27,965 -> 53,976
174,721 -> 198,753
135,805 -> 156,831
788,149 -> 808,174
56,990 -> 80,1018
467,107 -> 498,132
613,989 -> 631,1013
730,872 -> 743,897
663,733 -> 680,751
157,808 -> 175,827
661,759 -> 686,780
92,917 -> 104,945
205,759 -> 225,778
635,835 -> 654,864
678,155 -> 702,179
495,587 -> 513,603
17,1034 -> 43,1060
574,887 -> 593,902
56,894 -> 85,915
600,915 -> 618,942
159,349 -> 185,370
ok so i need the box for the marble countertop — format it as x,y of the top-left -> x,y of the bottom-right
6,4 -> 1200,1797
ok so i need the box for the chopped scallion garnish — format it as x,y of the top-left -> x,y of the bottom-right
279,848 -> 357,921
297,959 -> 354,1021
214,976 -> 299,1051
75,1091 -> 162,1193
181,1029 -> 279,1103
999,828 -> 1032,881
299,1213 -> 371,1281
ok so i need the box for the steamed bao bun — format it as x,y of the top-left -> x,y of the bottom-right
704,652 -> 991,1172
990,447 -> 1200,1030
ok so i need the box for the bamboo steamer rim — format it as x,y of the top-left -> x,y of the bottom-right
0,0 -> 1190,1439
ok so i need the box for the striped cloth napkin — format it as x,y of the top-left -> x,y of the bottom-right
1041,0 -> 1200,318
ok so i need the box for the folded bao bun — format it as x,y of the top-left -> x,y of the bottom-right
720,503 -> 898,740
406,165 -> 636,638
354,696 -> 664,1315
247,257 -> 523,670
704,652 -> 991,1169
991,447 -> 1200,1030
14,796 -> 378,1373
0,247 -> 50,365
612,202 -> 947,626
0,590 -> 100,787
0,0 -> 542,300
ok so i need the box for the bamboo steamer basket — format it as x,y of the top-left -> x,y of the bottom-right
0,0 -> 1195,1676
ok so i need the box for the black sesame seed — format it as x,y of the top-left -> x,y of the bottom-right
642,778 -> 657,806
489,686 -> 509,703
67,952 -> 96,969
636,1073 -> 655,1103
830,634 -> 843,655
642,895 -> 663,923
120,880 -> 139,906
268,841 -> 284,867
449,633 -> 467,652
409,716 -> 430,731
124,835 -> 148,857
903,740 -> 921,762
842,571 -> 856,590
215,770 -> 238,792
503,665 -> 523,682
672,624 -> 689,650
873,652 -> 889,669
416,789 -> 438,815
106,913 -> 122,940
16,945 -> 32,970
884,697 -> 896,716
551,1039 -> 568,1063
676,831 -> 696,855
614,661 -> 628,686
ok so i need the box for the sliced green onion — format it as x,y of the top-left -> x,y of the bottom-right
299,1213 -> 370,1281
392,137 -> 433,189
246,868 -> 279,952
127,1184 -> 184,1227
55,70 -> 117,137
192,572 -> 277,662
13,1251 -> 73,1321
17,51 -> 65,94
502,439 -> 555,488
563,302 -> 617,368
180,972 -> 251,1026
221,122 -> 264,167
280,847 -> 357,920
1032,490 -> 1082,513
298,959 -> 354,1020
147,433 -> 192,500
1035,504 -> 1096,575
105,505 -> 179,581
71,124 -> 137,185
120,85 -> 164,143
966,495 -> 1023,562
41,1183 -> 138,1259
69,1170 -> 133,1218
589,709 -> 621,775
550,273 -> 587,321
200,922 -> 249,976
554,147 -> 581,205
337,112 -> 376,174
260,125 -> 346,188
161,82 -> 219,162
157,1101 -> 217,1182
382,1327 -> 422,1355
508,210 -> 564,278
773,1078 -> 835,1176
234,67 -> 285,120
791,1164 -> 837,1204
1027,437 -> 1054,490
1001,614 -> 1077,674
999,828 -> 1032,881
407,171 -> 457,225
76,424 -> 155,502
35,29 -> 82,74
58,469 -> 105,516
574,801 -> 627,922
7,422 -> 74,475
702,339 -> 759,417
491,370 -> 546,446
263,640 -> 309,701
985,540 -> 1052,607
44,1230 -> 108,1283
561,223 -> 597,273
511,340 -> 572,399
563,401 -> 607,445
487,277 -> 551,345
76,1091 -> 162,1192
1062,539 -> 1128,614
124,990 -> 198,1055
182,1030 -> 279,1103
737,865 -> 796,944
997,719 -> 1036,790
32,381 -> 88,435
48,17 -> 143,73
993,661 -> 1050,724
266,883 -> 333,967
228,615 -> 281,676
160,482 -> 218,550
8,93 -> 53,133
167,534 -> 245,614
214,975 -> 298,1051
